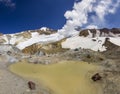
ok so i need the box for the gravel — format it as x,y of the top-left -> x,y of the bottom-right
0,57 -> 50,94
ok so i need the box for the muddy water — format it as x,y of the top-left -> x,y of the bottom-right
10,61 -> 103,94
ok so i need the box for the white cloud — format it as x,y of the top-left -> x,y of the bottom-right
0,0 -> 15,7
86,25 -> 98,29
59,0 -> 120,37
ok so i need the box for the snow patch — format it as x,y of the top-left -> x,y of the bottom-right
40,27 -> 48,31
62,36 -> 107,52
31,32 -> 39,37
109,38 -> 120,46
16,33 -> 64,50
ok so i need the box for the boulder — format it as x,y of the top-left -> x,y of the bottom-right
28,81 -> 36,90
91,73 -> 102,82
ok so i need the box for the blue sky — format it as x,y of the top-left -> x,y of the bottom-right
0,0 -> 74,33
0,0 -> 120,34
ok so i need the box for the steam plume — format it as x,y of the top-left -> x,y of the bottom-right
58,0 -> 120,37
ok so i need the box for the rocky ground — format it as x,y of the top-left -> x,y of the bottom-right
0,61 -> 28,94
25,48 -> 120,94
0,44 -> 120,94
0,56 -> 50,94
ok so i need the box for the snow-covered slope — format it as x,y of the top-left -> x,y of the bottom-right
0,27 -> 64,50
16,32 -> 64,50
0,27 -> 120,52
62,36 -> 106,51
109,37 -> 120,46
62,28 -> 120,52
62,36 -> 120,52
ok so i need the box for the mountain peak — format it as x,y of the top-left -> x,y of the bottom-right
40,27 -> 50,31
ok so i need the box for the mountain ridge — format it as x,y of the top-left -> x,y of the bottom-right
0,27 -> 120,54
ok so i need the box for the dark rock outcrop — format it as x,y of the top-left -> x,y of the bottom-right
22,38 -> 68,55
111,28 -> 120,34
79,29 -> 89,37
102,38 -> 120,59
79,28 -> 120,37
99,28 -> 109,36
